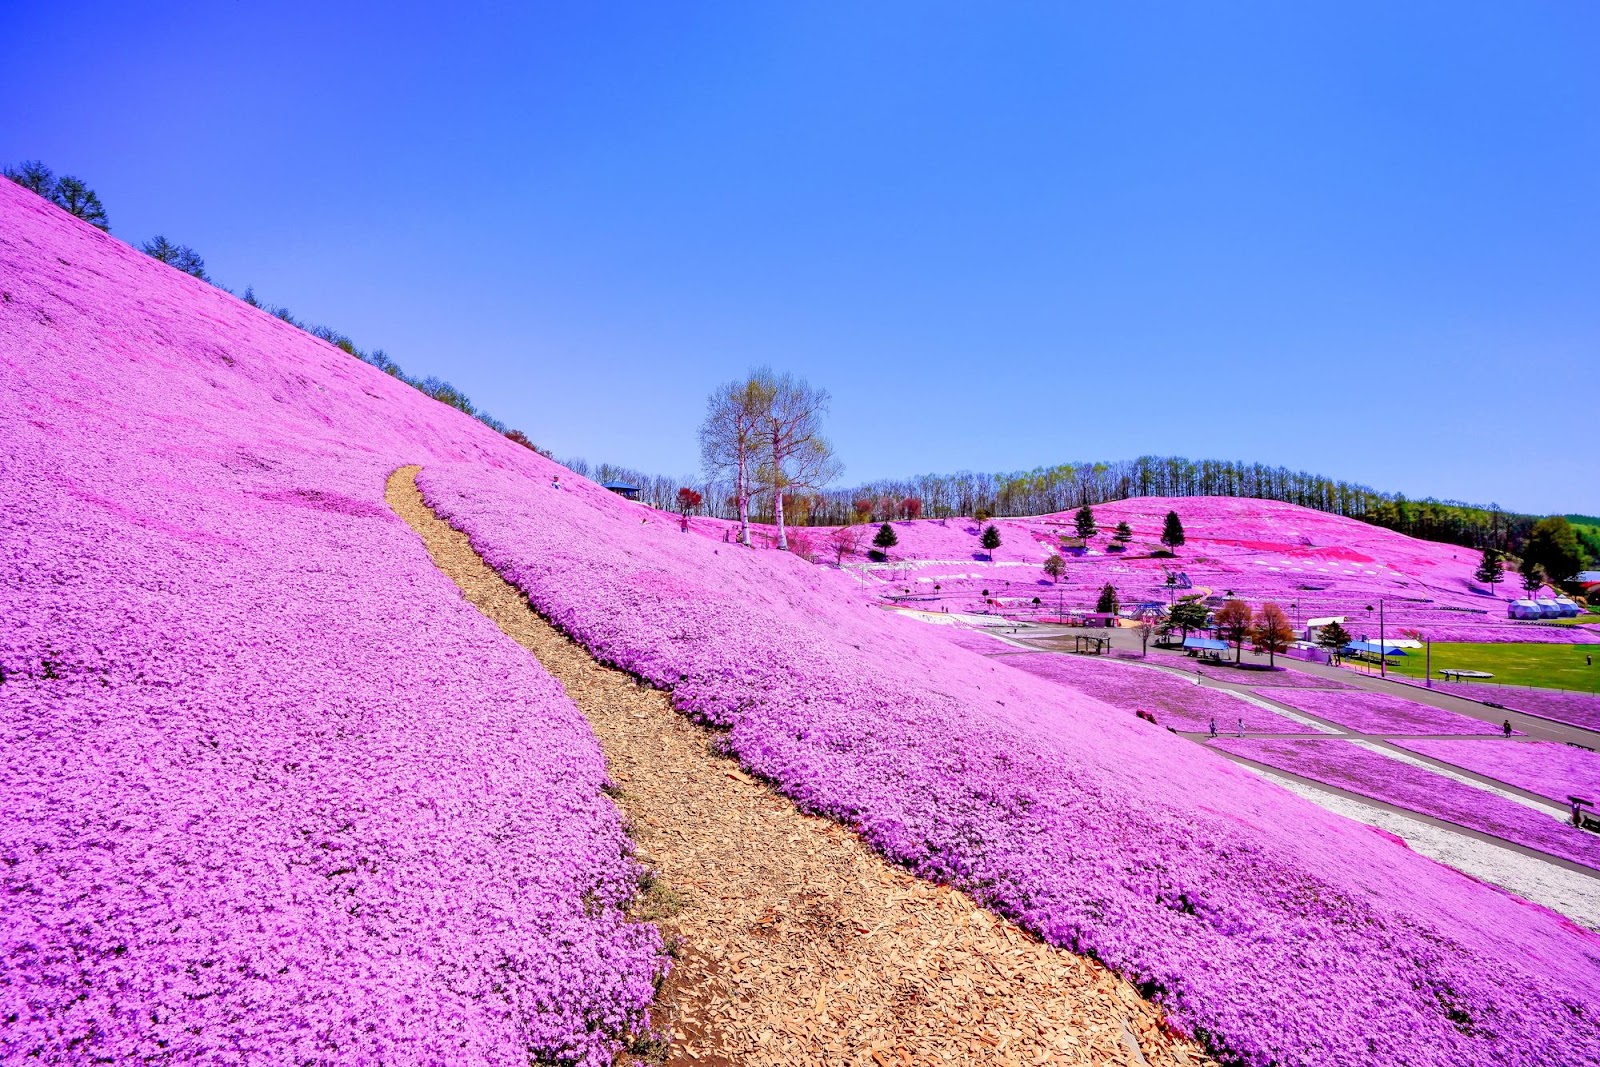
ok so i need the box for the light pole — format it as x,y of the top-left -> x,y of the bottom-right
1366,600 -> 1387,679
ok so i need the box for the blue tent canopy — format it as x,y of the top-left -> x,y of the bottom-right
1344,641 -> 1407,657
1183,637 -> 1229,651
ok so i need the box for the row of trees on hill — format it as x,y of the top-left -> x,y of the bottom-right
571,449 -> 1562,562
1472,515 -> 1591,592
5,159 -> 547,455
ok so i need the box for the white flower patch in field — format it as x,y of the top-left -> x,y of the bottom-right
1236,764 -> 1600,930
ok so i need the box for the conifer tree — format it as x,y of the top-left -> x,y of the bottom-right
873,522 -> 898,560
1161,510 -> 1186,551
1074,504 -> 1097,540
980,524 -> 1002,559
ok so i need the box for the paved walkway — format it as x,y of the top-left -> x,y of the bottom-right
1008,624 -> 1600,747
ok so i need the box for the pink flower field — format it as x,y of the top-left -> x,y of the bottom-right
0,183 -> 660,1063
1196,665 -> 1352,688
790,501 -> 1597,645
7,180 -> 1600,1065
1414,680 -> 1600,733
1253,688 -> 1514,735
946,645 -> 1328,733
1213,740 -> 1600,871
1392,740 -> 1600,807
421,460 -> 1600,1066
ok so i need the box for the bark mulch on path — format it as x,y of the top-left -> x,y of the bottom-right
388,466 -> 1214,1067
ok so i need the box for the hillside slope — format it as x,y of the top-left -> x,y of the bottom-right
4,178 -> 1599,1066
0,181 -> 660,1063
419,463 -> 1600,1064
774,497 -> 1595,643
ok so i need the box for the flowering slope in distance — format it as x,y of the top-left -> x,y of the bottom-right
0,181 -> 660,1063
1391,740 -> 1600,808
421,461 -> 1600,1067
793,499 -> 1593,645
1254,688 -> 1515,735
1213,740 -> 1599,871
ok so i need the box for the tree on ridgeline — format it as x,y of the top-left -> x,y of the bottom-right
676,487 -> 703,518
5,161 -> 110,231
872,522 -> 898,561
1523,517 -> 1585,587
900,497 -> 923,520
1095,583 -> 1119,614
48,176 -> 110,231
141,236 -> 209,281
755,368 -> 842,551
980,524 -> 1002,560
700,374 -> 774,547
1161,510 -> 1186,552
1215,599 -> 1253,664
1042,554 -> 1065,583
503,429 -> 550,455
4,159 -> 55,196
1472,548 -> 1504,594
1250,603 -> 1296,668
1074,504 -> 1098,540
1316,621 -> 1353,664
1168,595 -> 1210,642
1517,556 -> 1545,598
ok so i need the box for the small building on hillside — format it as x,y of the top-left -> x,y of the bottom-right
1576,571 -> 1600,591
600,480 -> 641,501
1304,615 -> 1346,643
1508,599 -> 1542,620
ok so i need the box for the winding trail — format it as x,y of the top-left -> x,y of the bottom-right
386,467 -> 1213,1067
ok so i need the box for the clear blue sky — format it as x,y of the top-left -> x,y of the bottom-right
4,2 -> 1596,513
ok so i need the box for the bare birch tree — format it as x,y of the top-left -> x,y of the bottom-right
699,375 -> 772,546
755,368 -> 842,551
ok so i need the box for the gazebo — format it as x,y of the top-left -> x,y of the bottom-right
600,480 -> 641,501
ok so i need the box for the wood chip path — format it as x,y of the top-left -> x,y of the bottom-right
388,467 -> 1213,1067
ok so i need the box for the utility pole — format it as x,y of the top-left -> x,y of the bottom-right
1379,599 -> 1386,679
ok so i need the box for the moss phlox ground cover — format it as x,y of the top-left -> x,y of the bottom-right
421,461 -> 1600,1067
0,183 -> 661,1064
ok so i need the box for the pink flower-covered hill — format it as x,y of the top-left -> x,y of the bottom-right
0,182 -> 662,1063
769,497 -> 1595,644
6,180 -> 1600,1065
418,463 -> 1600,1064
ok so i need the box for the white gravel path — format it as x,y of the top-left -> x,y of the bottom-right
1237,763 -> 1600,930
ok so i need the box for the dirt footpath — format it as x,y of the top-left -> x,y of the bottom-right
387,466 -> 1212,1067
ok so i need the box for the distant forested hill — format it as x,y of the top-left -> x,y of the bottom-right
568,452 -> 1575,557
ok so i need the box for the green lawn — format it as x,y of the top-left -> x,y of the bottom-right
1374,641 -> 1600,692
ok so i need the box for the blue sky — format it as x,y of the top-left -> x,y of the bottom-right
4,2 -> 1596,513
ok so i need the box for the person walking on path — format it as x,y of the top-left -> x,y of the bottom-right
1209,718 -> 1217,739
1502,719 -> 1513,737
1237,718 -> 1244,738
